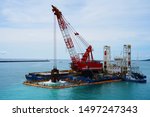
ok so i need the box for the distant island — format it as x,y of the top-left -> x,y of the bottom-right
141,59 -> 150,61
0,59 -> 50,62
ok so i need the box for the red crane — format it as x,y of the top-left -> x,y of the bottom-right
52,5 -> 103,72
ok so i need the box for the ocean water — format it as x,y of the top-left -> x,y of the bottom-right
0,60 -> 150,100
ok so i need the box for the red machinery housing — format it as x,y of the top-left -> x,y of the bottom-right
52,5 -> 103,72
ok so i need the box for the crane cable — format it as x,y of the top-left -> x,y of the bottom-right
62,15 -> 89,55
63,15 -> 89,47
53,14 -> 57,69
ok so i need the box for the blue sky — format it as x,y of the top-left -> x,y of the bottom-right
0,0 -> 150,60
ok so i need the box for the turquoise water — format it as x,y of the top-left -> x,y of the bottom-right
0,60 -> 150,100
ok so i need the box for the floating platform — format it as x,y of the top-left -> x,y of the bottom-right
24,70 -> 123,89
24,69 -> 146,89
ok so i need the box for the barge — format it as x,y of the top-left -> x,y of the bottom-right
24,65 -> 146,89
25,70 -> 122,83
24,5 -> 146,89
25,70 -> 122,89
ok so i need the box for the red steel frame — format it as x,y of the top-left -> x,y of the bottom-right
52,5 -> 103,71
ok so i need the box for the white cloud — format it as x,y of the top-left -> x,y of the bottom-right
1,0 -> 51,24
0,28 -> 51,42
0,28 -> 68,59
78,0 -> 150,21
0,0 -> 84,24
0,51 -> 7,55
0,0 -> 150,59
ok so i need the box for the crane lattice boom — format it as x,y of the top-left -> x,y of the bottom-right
52,5 -> 103,71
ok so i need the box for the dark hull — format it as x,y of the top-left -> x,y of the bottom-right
25,72 -> 122,83
123,72 -> 147,83
25,74 -> 50,81
25,71 -> 147,83
123,79 -> 146,83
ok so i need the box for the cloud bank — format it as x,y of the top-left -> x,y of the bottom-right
0,0 -> 150,59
